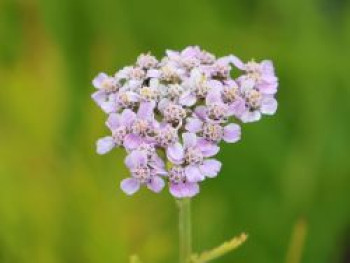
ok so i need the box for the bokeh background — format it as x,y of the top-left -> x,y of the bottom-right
1,0 -> 350,262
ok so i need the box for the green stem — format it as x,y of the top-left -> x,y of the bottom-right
177,198 -> 192,263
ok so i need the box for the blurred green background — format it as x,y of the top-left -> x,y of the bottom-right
1,0 -> 350,262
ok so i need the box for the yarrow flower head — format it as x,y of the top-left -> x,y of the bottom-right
92,46 -> 279,198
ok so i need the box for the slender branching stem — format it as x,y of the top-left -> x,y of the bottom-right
190,233 -> 248,263
177,198 -> 192,263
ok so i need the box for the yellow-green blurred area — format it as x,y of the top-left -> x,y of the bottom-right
1,0 -> 350,262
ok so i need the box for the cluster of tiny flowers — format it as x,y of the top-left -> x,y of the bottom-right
92,46 -> 278,198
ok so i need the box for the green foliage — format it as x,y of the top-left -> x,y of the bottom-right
0,0 -> 350,262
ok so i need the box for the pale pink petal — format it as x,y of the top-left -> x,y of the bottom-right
182,132 -> 197,148
228,98 -> 246,117
96,136 -> 115,154
151,155 -> 165,169
182,46 -> 201,57
170,182 -> 200,198
154,167 -> 168,176
124,150 -> 147,169
200,159 -> 222,178
207,80 -> 223,91
166,142 -> 184,164
240,110 -> 261,123
100,94 -> 117,113
169,183 -> 185,198
227,55 -> 245,70
120,178 -> 140,195
259,82 -> 278,95
182,182 -> 200,197
194,105 -> 207,120
106,113 -> 120,130
223,123 -> 241,143
261,60 -> 274,74
260,97 -> 278,115
101,102 -> 115,114
115,66 -> 132,80
123,134 -> 142,150
225,79 -> 239,89
166,49 -> 180,59
147,176 -> 165,193
120,109 -> 136,127
91,90 -> 107,106
150,157 -> 167,176
147,69 -> 161,78
149,78 -> 159,89
185,165 -> 205,182
240,78 -> 255,93
206,90 -> 222,104
137,101 -> 155,120
127,91 -> 140,102
158,98 -> 170,112
128,91 -> 140,102
197,138 -> 220,157
185,117 -> 203,133
179,92 -> 197,106
128,80 -> 143,90
92,72 -> 108,89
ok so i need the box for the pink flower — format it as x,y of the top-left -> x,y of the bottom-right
121,150 -> 167,195
92,46 -> 279,197
91,73 -> 118,113
167,133 -> 221,184
96,102 -> 156,154
168,166 -> 199,198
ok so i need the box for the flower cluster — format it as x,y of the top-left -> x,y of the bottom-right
92,46 -> 278,198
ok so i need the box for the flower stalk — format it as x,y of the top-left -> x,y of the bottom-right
92,46 -> 277,262
177,198 -> 192,263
